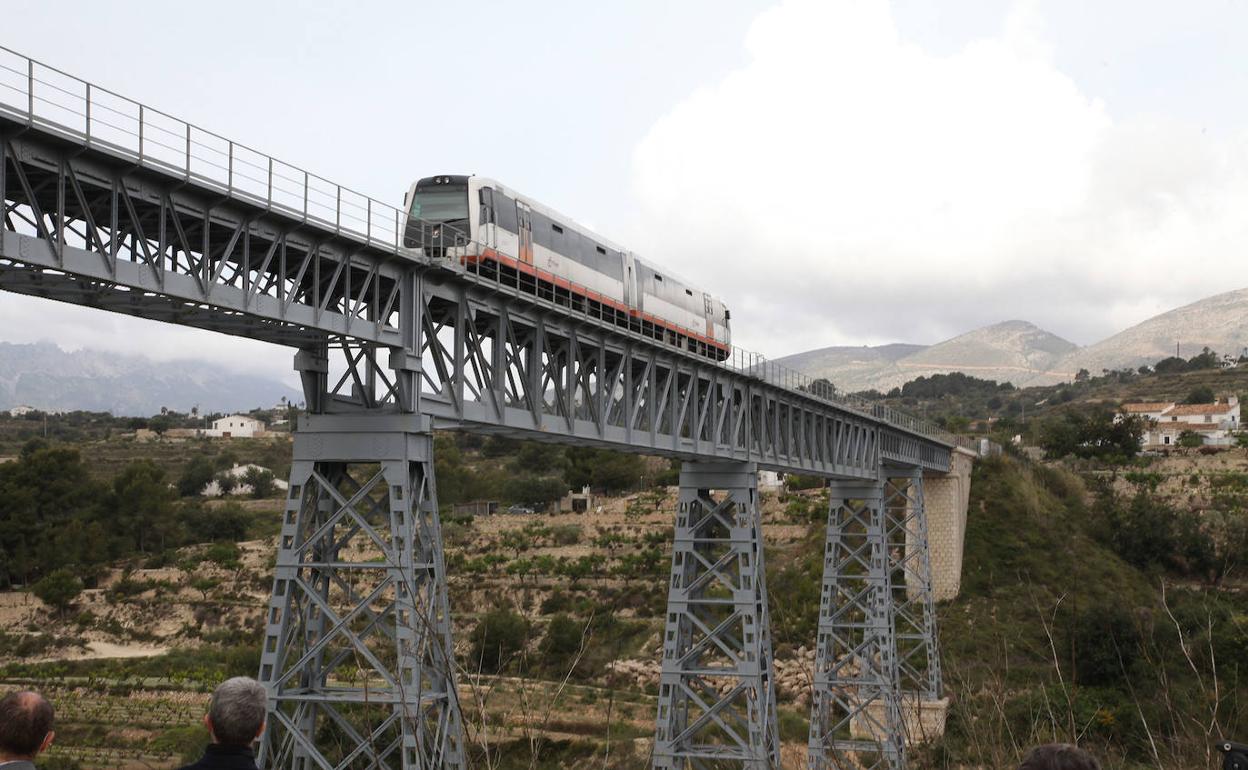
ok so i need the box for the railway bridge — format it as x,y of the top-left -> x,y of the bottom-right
0,47 -> 981,770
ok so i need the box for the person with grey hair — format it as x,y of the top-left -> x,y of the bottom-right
1019,743 -> 1102,770
177,677 -> 267,770
0,690 -> 55,770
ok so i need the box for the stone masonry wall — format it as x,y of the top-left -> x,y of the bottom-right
923,448 -> 975,602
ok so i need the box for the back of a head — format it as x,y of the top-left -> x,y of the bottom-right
1019,743 -> 1102,770
209,677 -> 267,747
0,690 -> 54,758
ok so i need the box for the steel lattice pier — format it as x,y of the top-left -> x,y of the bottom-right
257,415 -> 465,770
654,461 -> 780,768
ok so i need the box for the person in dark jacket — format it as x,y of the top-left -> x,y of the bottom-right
0,690 -> 55,770
178,677 -> 267,770
1019,743 -> 1101,770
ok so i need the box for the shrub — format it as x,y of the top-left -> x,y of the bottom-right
469,607 -> 529,673
242,467 -> 276,498
1177,430 -> 1203,449
1067,603 -> 1140,687
205,542 -> 241,569
540,614 -> 586,668
550,524 -> 582,546
33,568 -> 83,613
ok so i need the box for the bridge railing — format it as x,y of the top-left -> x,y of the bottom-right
0,45 -> 408,253
0,45 -> 975,454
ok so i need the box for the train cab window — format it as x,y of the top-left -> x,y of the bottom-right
685,289 -> 693,296
654,274 -> 663,282
411,183 -> 468,222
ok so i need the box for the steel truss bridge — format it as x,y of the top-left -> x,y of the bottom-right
0,46 -> 972,769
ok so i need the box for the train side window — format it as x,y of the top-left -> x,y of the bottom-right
496,194 -> 517,231
478,188 -> 494,226
655,274 -> 663,282
596,245 -> 606,255
685,289 -> 693,296
552,223 -> 563,234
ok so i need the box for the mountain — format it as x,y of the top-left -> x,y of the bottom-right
774,321 -> 1077,392
1052,287 -> 1248,377
767,343 -> 925,391
0,341 -> 300,416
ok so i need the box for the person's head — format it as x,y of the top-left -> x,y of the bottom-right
203,677 -> 267,748
0,690 -> 55,760
1019,743 -> 1101,770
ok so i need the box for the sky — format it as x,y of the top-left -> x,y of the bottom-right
2,0 -> 1247,385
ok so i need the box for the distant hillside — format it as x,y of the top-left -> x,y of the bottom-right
768,343 -> 925,391
0,341 -> 300,416
776,287 -> 1248,392
1053,287 -> 1248,377
773,321 -> 1076,392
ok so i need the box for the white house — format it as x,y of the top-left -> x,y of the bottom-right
204,414 -> 267,438
7,405 -> 37,417
1120,397 -> 1241,447
201,464 -> 289,497
757,470 -> 782,492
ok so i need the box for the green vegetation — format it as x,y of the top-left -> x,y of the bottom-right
470,606 -> 531,673
0,442 -> 274,588
1037,410 -> 1145,461
32,569 -> 83,614
435,433 -> 653,509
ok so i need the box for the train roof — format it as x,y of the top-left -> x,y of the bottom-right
467,176 -> 718,300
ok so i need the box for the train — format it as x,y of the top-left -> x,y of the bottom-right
402,175 -> 731,361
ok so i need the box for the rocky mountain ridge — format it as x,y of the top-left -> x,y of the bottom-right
774,287 -> 1248,391
0,341 -> 300,416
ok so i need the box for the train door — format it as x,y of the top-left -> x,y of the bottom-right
517,202 -> 534,264
622,251 -> 638,308
703,293 -> 714,339
478,186 -> 497,250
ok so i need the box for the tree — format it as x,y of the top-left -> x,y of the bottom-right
111,462 -> 179,553
148,415 -> 172,436
1154,356 -> 1188,374
1184,385 -> 1215,404
190,575 -> 220,601
469,607 -> 529,673
1177,430 -> 1204,448
1075,368 -> 1090,382
178,456 -> 217,497
33,568 -> 82,614
1038,411 -> 1144,461
503,476 -> 566,508
214,472 -> 238,496
182,503 -> 250,543
540,614 -> 586,671
564,447 -> 645,494
1187,346 -> 1219,370
242,467 -> 275,498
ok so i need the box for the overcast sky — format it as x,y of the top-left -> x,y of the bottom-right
2,0 -> 1247,384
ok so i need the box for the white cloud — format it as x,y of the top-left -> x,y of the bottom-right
629,0 -> 1248,355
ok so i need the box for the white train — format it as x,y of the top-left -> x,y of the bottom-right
403,175 -> 731,361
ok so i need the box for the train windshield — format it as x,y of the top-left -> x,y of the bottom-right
410,186 -> 468,222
